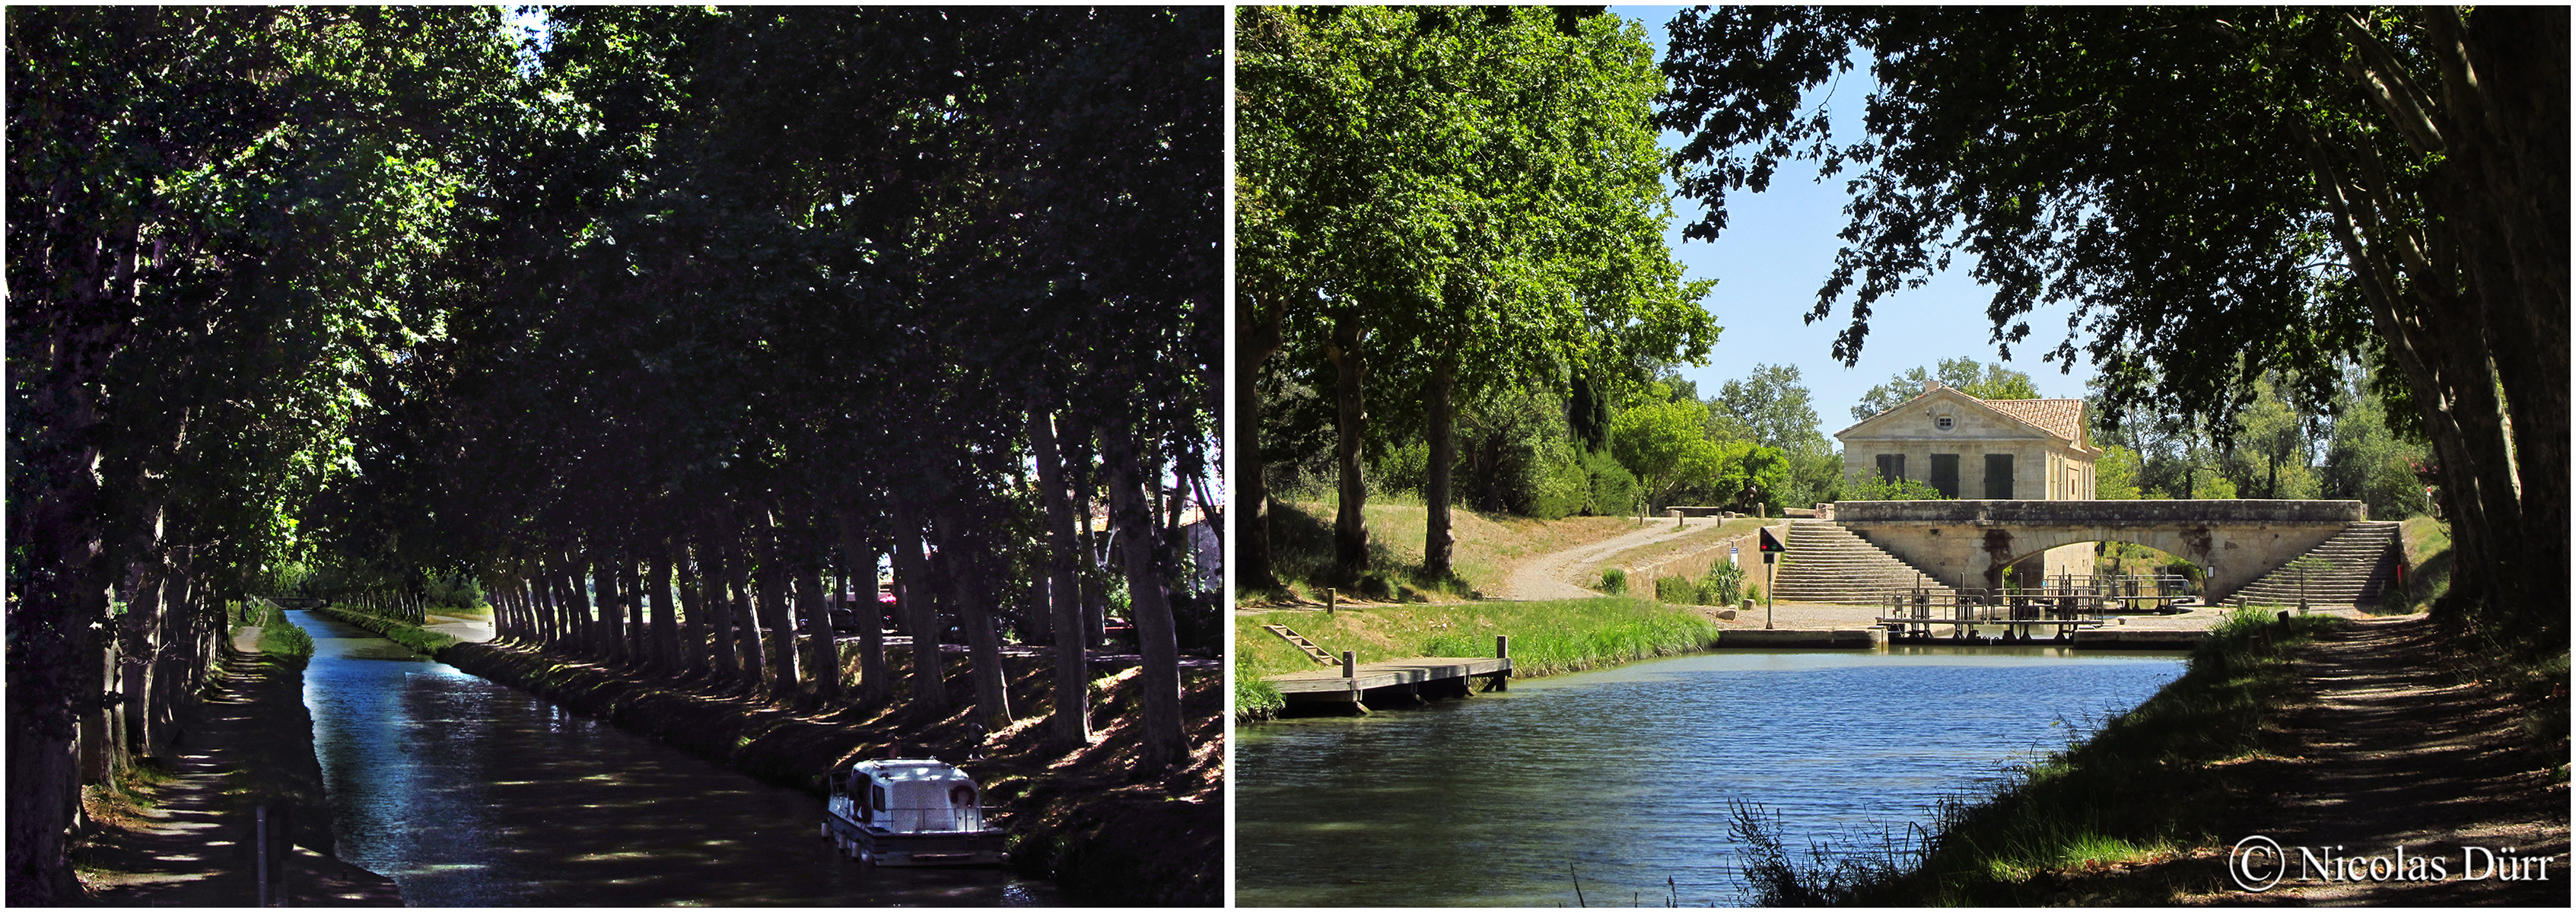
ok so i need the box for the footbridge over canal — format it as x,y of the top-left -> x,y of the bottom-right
1827,499 -> 2376,604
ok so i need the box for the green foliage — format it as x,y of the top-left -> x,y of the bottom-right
1580,447 -> 1641,517
256,605 -> 316,660
1598,567 -> 1627,594
1705,561 -> 1747,606
1713,364 -> 1831,455
1844,475 -> 1948,501
1610,397 -> 1721,511
2093,445 -> 2142,500
1232,677 -> 1285,720
1653,574 -> 1697,604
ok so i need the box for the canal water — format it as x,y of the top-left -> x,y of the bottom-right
1235,646 -> 2189,907
288,610 -> 1054,905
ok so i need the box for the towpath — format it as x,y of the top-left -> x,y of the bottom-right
2193,614 -> 2568,903
1493,515 -> 1725,601
75,638 -> 402,905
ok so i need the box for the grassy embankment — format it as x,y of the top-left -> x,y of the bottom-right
1235,596 -> 1722,719
310,604 -> 460,656
1732,606 -> 2345,905
1248,497 -> 1644,602
250,600 -> 316,658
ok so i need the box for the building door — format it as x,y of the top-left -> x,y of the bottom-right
1986,453 -> 2015,499
1929,453 -> 1959,498
1875,453 -> 1905,482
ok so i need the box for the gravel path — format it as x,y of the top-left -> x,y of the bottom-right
1494,516 -> 1727,601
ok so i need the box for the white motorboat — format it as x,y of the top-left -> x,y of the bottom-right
821,757 -> 1008,867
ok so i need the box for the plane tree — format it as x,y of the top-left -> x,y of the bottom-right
1239,6 -> 1714,583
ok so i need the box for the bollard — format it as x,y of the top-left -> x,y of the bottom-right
1340,650 -> 1356,679
1491,636 -> 1509,692
1325,587 -> 1335,616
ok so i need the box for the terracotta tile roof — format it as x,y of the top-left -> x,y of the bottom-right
1980,398 -> 2087,444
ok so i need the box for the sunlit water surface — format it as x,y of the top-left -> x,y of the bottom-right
1236,647 -> 2186,906
291,610 -> 1054,905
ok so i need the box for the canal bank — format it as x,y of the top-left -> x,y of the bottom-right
72,631 -> 401,905
1825,611 -> 2567,906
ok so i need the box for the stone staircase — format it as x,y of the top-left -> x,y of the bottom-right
1771,519 -> 1958,606
2229,520 -> 2405,609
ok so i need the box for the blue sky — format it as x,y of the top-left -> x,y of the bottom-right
1609,6 -> 2099,436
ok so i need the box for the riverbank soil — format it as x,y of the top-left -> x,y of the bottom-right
2047,615 -> 2567,905
440,641 -> 1222,905
71,641 -> 401,905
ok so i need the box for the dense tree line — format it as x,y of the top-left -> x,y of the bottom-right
1238,5 -> 1716,590
8,8 -> 1217,901
1657,6 -> 2562,642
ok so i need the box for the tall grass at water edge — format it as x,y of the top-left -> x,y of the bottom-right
1238,597 -> 1722,706
1732,606 -> 2344,906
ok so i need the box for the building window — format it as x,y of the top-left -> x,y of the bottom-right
1875,453 -> 1905,482
1935,415 -> 1954,431
1986,453 -> 2014,499
1929,453 -> 1960,498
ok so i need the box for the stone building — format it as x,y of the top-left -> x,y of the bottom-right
1833,382 -> 2101,582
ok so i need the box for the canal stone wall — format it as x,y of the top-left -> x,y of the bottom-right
1830,500 -> 2367,601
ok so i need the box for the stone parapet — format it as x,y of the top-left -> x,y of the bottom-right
1833,499 -> 2365,526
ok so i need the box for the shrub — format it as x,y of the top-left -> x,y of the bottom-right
1705,561 -> 1747,606
1845,476 -> 1949,501
1655,574 -> 1698,604
1582,447 -> 1640,517
1598,567 -> 1627,594
1356,573 -> 1396,601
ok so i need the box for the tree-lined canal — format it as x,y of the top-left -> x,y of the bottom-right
291,611 -> 1054,905
1236,647 -> 2188,906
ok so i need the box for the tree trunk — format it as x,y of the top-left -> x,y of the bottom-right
722,531 -> 765,693
1029,409 -> 1094,746
937,504 -> 1013,733
1323,313 -> 1372,577
1105,423 -> 1187,771
1425,355 -> 1458,579
673,540 -> 711,682
645,541 -> 678,672
700,529 -> 741,686
794,559 -> 840,709
619,552 -> 647,666
832,507 -> 892,709
1236,293 -> 1285,590
889,497 -> 949,717
1061,409 -> 1108,646
749,522 -> 799,703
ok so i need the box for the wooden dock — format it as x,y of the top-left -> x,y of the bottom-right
1264,635 -> 1514,712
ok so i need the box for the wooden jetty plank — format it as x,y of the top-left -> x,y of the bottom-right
1266,657 -> 1510,695
1872,617 -> 2107,627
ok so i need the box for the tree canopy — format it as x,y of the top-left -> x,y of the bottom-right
1656,6 -> 2563,641
1239,5 -> 1714,586
8,8 -> 1220,900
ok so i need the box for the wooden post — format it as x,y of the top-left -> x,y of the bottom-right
1491,635 -> 1509,692
1325,587 -> 1335,616
1340,650 -> 1355,679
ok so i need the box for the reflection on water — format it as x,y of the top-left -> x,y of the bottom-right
291,610 -> 1053,906
1235,646 -> 2186,907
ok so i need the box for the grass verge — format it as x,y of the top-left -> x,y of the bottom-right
1234,596 -> 1722,715
310,605 -> 458,657
255,601 -> 316,658
1248,499 -> 1644,603
1734,606 -> 2344,905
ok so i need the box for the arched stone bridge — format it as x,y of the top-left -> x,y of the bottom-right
1827,500 -> 2370,602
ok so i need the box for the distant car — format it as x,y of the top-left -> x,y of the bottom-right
1102,616 -> 1136,650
